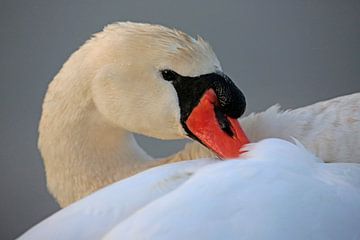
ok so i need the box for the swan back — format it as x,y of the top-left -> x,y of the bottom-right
20,139 -> 360,240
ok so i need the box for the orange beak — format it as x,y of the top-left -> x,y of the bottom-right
186,89 -> 250,159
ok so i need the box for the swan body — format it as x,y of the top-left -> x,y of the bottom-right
19,139 -> 360,239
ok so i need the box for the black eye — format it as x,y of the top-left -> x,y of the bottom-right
161,69 -> 178,81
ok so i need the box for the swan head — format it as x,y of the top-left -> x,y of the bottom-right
90,22 -> 248,158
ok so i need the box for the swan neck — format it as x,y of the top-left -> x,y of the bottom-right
39,85 -> 153,207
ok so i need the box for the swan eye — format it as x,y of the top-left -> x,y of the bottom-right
161,69 -> 178,81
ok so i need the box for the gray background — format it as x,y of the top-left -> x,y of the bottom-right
0,0 -> 359,239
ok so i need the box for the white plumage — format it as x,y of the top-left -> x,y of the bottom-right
19,139 -> 360,240
241,92 -> 360,164
21,22 -> 360,239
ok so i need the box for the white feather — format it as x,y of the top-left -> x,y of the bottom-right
19,139 -> 360,240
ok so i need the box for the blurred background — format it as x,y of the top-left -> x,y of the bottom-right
0,0 -> 359,239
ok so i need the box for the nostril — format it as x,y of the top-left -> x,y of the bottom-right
214,106 -> 234,137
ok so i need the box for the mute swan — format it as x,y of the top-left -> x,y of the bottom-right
19,139 -> 360,239
18,21 -> 360,239
38,21 -> 360,209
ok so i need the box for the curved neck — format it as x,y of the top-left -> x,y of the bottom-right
39,91 -> 160,206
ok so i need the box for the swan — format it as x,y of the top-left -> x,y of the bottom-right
19,139 -> 360,239
37,21 -> 360,208
19,22 -> 360,239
